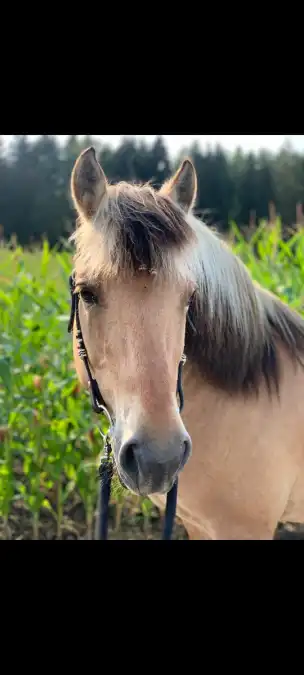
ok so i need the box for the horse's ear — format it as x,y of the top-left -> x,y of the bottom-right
71,147 -> 108,220
160,158 -> 197,212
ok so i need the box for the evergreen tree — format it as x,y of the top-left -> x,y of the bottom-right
0,134 -> 303,246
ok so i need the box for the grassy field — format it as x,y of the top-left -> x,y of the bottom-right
1,221 -> 304,540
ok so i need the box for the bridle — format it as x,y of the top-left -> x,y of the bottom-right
68,271 -> 187,540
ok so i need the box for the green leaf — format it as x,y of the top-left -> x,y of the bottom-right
0,358 -> 11,390
0,289 -> 13,306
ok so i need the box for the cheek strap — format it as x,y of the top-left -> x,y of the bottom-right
68,273 -> 107,414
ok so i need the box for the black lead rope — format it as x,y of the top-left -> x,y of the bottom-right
98,437 -> 113,541
162,357 -> 186,540
68,272 -> 186,541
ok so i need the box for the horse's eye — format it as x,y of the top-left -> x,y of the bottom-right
80,289 -> 98,306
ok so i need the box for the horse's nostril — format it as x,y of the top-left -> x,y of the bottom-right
120,441 -> 139,476
119,433 -> 192,489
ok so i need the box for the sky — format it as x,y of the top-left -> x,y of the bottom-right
3,135 -> 304,157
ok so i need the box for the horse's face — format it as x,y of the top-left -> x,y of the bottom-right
74,272 -> 194,494
70,147 -> 197,496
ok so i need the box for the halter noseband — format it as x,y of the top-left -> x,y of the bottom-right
68,272 -> 186,540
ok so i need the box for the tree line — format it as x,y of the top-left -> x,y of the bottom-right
0,134 -> 303,247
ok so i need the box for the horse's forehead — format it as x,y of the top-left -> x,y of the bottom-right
102,273 -> 180,300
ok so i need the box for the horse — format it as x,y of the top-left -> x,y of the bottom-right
69,146 -> 304,540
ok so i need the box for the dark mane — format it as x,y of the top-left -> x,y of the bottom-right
109,184 -> 195,272
72,182 -> 196,280
185,279 -> 304,396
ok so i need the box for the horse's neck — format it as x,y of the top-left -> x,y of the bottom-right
182,343 -> 304,430
181,361 -> 224,427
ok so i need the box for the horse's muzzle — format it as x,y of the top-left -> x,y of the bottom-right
117,431 -> 192,495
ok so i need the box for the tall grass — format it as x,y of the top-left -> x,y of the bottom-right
1,220 -> 304,538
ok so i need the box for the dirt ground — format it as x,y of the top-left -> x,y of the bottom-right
0,495 -> 188,540
1,496 -> 304,540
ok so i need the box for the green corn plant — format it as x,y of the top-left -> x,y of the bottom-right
75,460 -> 99,540
0,432 -> 15,539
